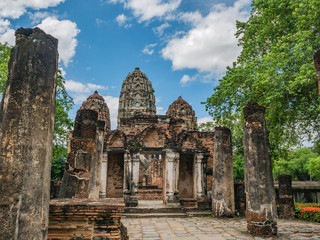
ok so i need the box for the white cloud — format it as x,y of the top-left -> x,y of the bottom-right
162,0 -> 250,74
156,106 -> 165,115
198,116 -> 213,124
112,0 -> 181,22
179,74 -> 198,86
116,14 -> 127,25
37,16 -> 80,66
103,95 -> 119,130
58,67 -> 66,78
28,11 -> 52,24
153,22 -> 170,36
115,14 -> 132,28
0,0 -> 64,19
0,19 -> 14,45
179,11 -> 202,26
142,43 -> 157,55
65,80 -> 107,93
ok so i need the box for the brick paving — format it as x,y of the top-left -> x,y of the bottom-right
122,217 -> 320,240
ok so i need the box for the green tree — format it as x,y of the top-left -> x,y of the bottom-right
273,148 -> 318,180
0,43 -> 11,92
307,156 -> 320,181
204,0 -> 320,160
0,43 -> 74,180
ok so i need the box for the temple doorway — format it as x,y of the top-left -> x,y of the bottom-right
106,152 -> 124,198
179,153 -> 195,198
138,152 -> 165,202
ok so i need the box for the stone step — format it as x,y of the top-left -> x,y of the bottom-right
123,212 -> 188,218
125,207 -> 185,214
186,211 -> 212,217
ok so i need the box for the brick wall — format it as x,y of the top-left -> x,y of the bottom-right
48,198 -> 127,240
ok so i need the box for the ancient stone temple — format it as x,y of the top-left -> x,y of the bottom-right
59,67 -> 224,210
117,67 -> 156,128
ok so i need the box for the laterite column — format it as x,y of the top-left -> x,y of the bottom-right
243,102 -> 277,237
278,174 -> 295,218
212,126 -> 235,217
0,28 -> 58,239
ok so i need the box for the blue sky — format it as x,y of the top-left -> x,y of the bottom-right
0,0 -> 251,129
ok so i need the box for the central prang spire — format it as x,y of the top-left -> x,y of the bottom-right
117,67 -> 156,128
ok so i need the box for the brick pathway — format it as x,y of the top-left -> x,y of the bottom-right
122,217 -> 320,240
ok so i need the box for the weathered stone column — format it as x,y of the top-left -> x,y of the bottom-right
212,126 -> 235,217
123,150 -> 130,195
278,175 -> 295,218
0,28 -> 58,239
124,151 -> 139,207
314,49 -> 320,95
195,153 -> 205,198
243,102 -> 277,237
165,150 -> 180,205
99,152 -> 108,198
89,121 -> 105,198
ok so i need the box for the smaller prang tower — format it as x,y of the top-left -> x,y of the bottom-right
117,67 -> 156,128
166,96 -> 198,131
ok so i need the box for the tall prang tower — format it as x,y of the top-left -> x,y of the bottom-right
117,67 -> 156,128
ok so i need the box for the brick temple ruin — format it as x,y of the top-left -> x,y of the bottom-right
3,27 -> 320,239
59,67 -> 218,210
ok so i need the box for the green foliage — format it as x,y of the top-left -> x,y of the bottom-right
295,203 -> 320,223
0,43 -> 11,92
0,43 -> 74,180
273,148 -> 319,180
233,154 -> 244,181
307,156 -> 320,181
199,116 -> 245,181
204,0 -> 320,160
51,145 -> 68,180
198,121 -> 215,132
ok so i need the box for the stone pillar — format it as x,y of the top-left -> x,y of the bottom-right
99,152 -> 108,198
123,151 -> 130,196
165,150 -> 180,205
195,153 -> 207,208
124,151 -> 139,207
212,126 -> 235,217
243,102 -> 277,237
89,121 -> 105,198
0,28 -> 58,239
195,153 -> 205,198
314,49 -> 320,96
278,175 -> 295,218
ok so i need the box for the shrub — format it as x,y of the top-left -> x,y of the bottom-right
295,203 -> 320,223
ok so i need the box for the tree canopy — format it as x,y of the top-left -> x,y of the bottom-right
0,42 -> 74,180
204,0 -> 320,160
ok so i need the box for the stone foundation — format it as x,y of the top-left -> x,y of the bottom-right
138,189 -> 163,200
48,198 -> 127,240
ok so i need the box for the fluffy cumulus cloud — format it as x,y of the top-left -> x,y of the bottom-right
0,19 -> 15,45
0,0 -> 64,19
37,17 -> 80,66
111,0 -> 181,22
65,80 -> 107,94
103,95 -> 119,129
162,0 -> 250,75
